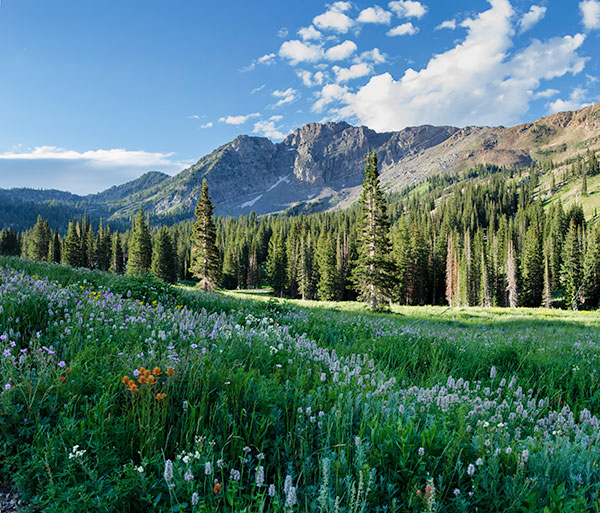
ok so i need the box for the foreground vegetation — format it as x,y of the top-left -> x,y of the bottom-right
1,256 -> 600,512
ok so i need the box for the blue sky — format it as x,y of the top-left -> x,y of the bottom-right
0,0 -> 599,194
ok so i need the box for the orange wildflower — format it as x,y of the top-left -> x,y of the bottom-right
152,367 -> 161,376
166,367 -> 175,376
213,482 -> 222,495
147,375 -> 156,385
128,383 -> 139,393
122,376 -> 130,385
155,393 -> 167,401
59,376 -> 67,383
138,375 -> 147,385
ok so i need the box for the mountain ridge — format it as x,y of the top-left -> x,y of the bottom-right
1,101 -> 599,229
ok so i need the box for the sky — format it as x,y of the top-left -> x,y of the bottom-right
0,0 -> 599,194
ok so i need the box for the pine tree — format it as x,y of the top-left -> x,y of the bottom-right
506,239 -> 519,308
583,225 -> 600,307
127,209 -> 153,276
350,151 -> 396,309
48,230 -> 61,263
582,173 -> 588,197
110,233 -> 125,274
316,231 -> 338,301
520,224 -> 543,307
562,219 -> 583,309
95,220 -> 112,271
267,229 -> 287,297
62,221 -> 83,267
30,215 -> 51,261
190,180 -> 221,290
297,231 -> 315,300
0,229 -> 20,256
151,226 -> 177,283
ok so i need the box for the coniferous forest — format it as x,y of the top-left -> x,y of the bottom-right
3,149 -> 600,310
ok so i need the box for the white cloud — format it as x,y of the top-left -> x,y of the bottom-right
387,22 -> 418,36
436,19 -> 457,30
270,115 -> 284,121
0,147 -> 187,194
580,0 -> 600,30
358,48 -> 387,63
333,63 -> 373,82
253,120 -> 286,139
279,40 -> 324,65
258,53 -> 276,65
298,25 -> 322,40
297,70 -> 326,87
533,88 -> 559,99
325,40 -> 358,61
251,84 -> 266,94
518,5 -> 546,34
188,114 -> 200,119
278,27 -> 289,38
218,113 -> 261,125
313,2 -> 355,33
239,62 -> 256,72
358,6 -> 392,24
272,88 -> 299,106
547,87 -> 591,113
388,0 -> 427,18
335,0 -> 588,131
313,84 -> 351,112
200,122 -> 213,129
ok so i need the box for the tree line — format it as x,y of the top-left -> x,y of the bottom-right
3,150 -> 600,310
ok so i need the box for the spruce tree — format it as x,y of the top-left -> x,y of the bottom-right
267,229 -> 287,297
350,151 -> 396,309
127,208 -> 153,276
506,239 -> 519,308
111,233 -> 125,274
190,180 -> 221,290
151,226 -> 177,283
316,231 -> 338,301
30,215 -> 51,261
562,219 -> 583,309
62,221 -> 83,267
48,230 -> 61,263
520,224 -> 543,307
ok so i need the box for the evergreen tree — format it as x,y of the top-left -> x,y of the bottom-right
350,151 -> 396,309
0,229 -> 20,256
583,225 -> 600,307
48,230 -> 61,263
582,173 -> 588,197
506,239 -> 519,308
95,220 -> 112,271
127,209 -> 153,276
297,232 -> 315,300
30,215 -> 51,261
542,251 -> 552,308
316,231 -> 338,301
62,221 -> 83,267
520,224 -> 543,307
151,226 -> 177,283
562,219 -> 583,309
111,233 -> 125,274
267,229 -> 287,297
190,180 -> 221,290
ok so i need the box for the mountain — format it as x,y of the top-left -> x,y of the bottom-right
1,102 -> 600,230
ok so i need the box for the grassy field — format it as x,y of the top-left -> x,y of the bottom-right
2,257 -> 600,512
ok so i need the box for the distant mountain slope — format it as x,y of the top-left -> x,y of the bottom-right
1,102 -> 599,230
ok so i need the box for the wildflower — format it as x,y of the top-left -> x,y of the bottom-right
217,458 -> 225,469
453,488 -> 460,496
136,466 -> 144,473
167,367 -> 175,376
191,492 -> 199,505
521,449 -> 529,463
205,461 -> 212,475
284,475 -> 293,495
230,469 -> 241,481
418,447 -> 425,456
133,369 -> 140,377
156,393 -> 167,401
256,466 -> 265,487
475,458 -> 483,466
506,447 -> 512,455
4,383 -> 11,391
184,469 -> 194,481
58,361 -> 66,368
213,482 -> 222,494
467,463 -> 475,476
490,366 -> 497,379
164,459 -> 173,482
243,446 -> 251,454
122,376 -> 130,385
59,376 -> 67,383
68,445 -> 86,459
268,484 -> 276,497
285,486 -> 297,508
191,343 -> 198,349
152,367 -> 161,376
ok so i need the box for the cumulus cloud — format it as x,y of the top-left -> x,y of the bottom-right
279,40 -> 324,65
388,0 -> 427,19
358,6 -> 392,24
436,19 -> 457,30
297,70 -> 327,87
518,5 -> 546,34
272,88 -> 299,106
533,88 -> 559,99
580,0 -> 600,30
313,2 -> 355,33
200,122 -> 213,129
219,113 -> 261,125
0,146 -> 187,194
298,25 -> 322,40
253,119 -> 286,139
258,53 -> 276,65
313,84 -> 351,112
547,87 -> 592,113
387,22 -> 418,36
358,48 -> 387,63
333,63 -> 373,82
325,40 -> 358,61
278,27 -> 289,38
335,0 -> 588,131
